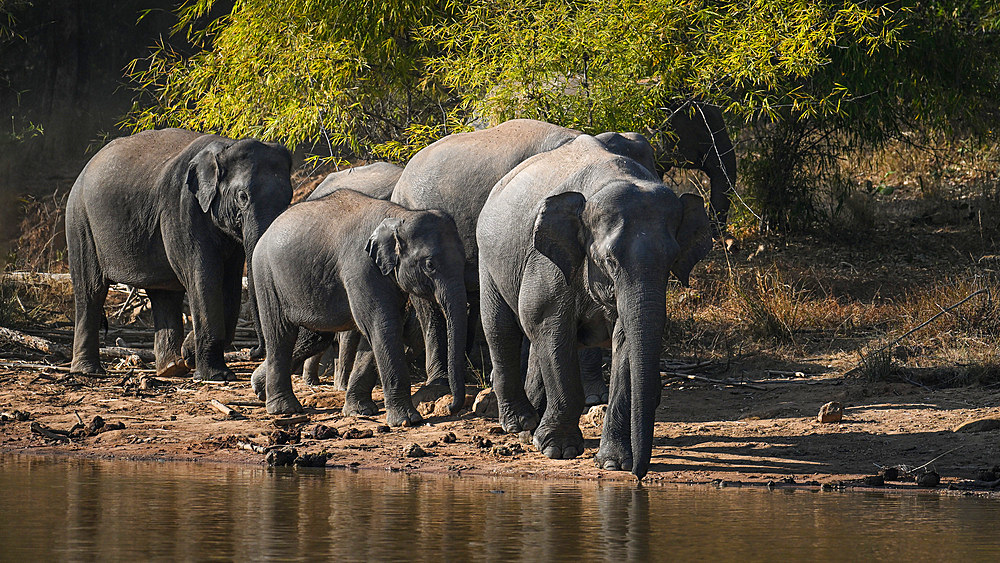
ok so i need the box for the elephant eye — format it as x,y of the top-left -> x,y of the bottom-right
236,189 -> 250,209
423,258 -> 435,272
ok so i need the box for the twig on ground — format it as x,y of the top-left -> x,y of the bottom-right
661,372 -> 767,391
30,421 -> 70,442
209,399 -> 243,419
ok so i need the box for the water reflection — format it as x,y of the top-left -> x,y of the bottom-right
1,455 -> 999,560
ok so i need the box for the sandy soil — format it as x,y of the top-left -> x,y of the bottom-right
2,354 -> 999,493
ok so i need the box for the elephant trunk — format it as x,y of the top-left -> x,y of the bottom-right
243,210 -> 280,359
619,278 -> 667,480
438,280 -> 468,414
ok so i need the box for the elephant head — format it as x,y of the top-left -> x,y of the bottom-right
366,211 -> 469,412
185,138 -> 293,358
533,183 -> 711,478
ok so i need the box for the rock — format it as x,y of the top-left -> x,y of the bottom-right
433,395 -> 455,416
411,384 -> 450,405
472,388 -> 498,419
376,425 -> 391,434
343,427 -> 374,440
817,401 -> 844,423
307,424 -> 339,440
585,404 -> 607,428
487,426 -> 505,436
472,435 -> 493,449
416,401 -> 435,417
954,417 -> 1000,433
492,442 -> 524,457
917,470 -> 940,488
269,429 -> 299,445
293,453 -> 328,468
265,447 -> 298,467
403,443 -> 428,458
425,440 -> 439,448
441,432 -> 457,443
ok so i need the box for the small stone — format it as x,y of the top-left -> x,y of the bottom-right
13,410 -> 30,422
269,429 -> 299,445
343,427 -> 374,440
863,474 -> 885,487
307,424 -> 339,440
492,442 -> 523,457
433,395 -> 455,416
487,426 -> 505,436
376,425 -> 391,434
265,447 -> 298,466
817,401 -> 844,423
403,443 -> 428,458
586,404 -> 607,428
87,415 -> 106,434
917,470 -> 940,488
472,388 -> 499,419
472,435 -> 492,449
441,432 -> 457,443
293,453 -> 328,468
953,417 -> 1000,433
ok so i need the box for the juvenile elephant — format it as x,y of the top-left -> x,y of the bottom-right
301,162 -> 406,388
66,128 -> 292,380
477,134 -> 712,478
250,189 -> 467,422
391,119 -> 656,403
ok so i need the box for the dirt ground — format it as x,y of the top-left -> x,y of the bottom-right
1,351 -> 998,493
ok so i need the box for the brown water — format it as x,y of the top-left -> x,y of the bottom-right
1,455 -> 999,561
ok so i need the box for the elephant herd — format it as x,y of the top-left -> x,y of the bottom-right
65,110 -> 734,478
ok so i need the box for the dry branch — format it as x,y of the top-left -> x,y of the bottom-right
100,347 -> 155,362
209,399 -> 242,419
0,326 -> 71,357
30,421 -> 70,442
661,372 -> 767,391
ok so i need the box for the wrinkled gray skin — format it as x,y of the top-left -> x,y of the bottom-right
657,102 -> 737,229
66,128 -> 292,381
300,162 -> 412,390
391,119 -> 657,404
250,190 -> 467,421
478,135 -> 712,479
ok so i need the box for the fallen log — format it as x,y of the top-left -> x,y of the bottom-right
30,421 -> 70,442
209,399 -> 243,419
100,347 -> 156,362
0,326 -> 71,358
0,359 -> 72,372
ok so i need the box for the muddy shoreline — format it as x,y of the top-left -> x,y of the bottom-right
3,358 -> 999,497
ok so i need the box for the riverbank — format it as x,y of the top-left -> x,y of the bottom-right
3,355 -> 999,494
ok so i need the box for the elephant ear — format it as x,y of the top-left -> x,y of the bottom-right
533,191 -> 586,285
366,217 -> 403,275
670,193 -> 713,287
186,142 -> 225,213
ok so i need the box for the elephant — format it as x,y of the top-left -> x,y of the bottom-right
655,102 -> 737,230
300,162 -> 407,388
306,161 -> 403,202
477,134 -> 712,478
249,189 -> 468,422
65,128 -> 292,381
391,119 -> 657,404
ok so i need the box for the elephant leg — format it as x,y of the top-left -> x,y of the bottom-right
187,266 -> 236,382
333,330 -> 361,391
412,296 -> 448,386
290,328 -> 335,386
580,347 -> 608,406
525,341 -> 546,414
353,299 -> 421,427
480,272 -> 538,433
257,318 -> 303,415
302,353 -> 323,386
529,320 -> 585,460
147,289 -> 188,377
68,224 -> 109,375
342,340 -> 379,417
595,321 -> 632,471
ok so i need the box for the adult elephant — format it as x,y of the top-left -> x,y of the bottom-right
478,134 -> 712,479
66,128 -> 292,381
306,161 -> 403,202
391,119 -> 656,403
656,102 -> 737,230
250,190 -> 467,420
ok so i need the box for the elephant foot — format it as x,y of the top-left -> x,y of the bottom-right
157,358 -> 190,379
70,358 -> 106,376
424,375 -> 448,387
385,404 -> 423,427
594,444 -> 633,472
301,372 -> 322,386
583,382 -> 609,407
498,398 -> 540,434
249,345 -> 265,361
193,366 -> 236,382
251,365 -> 267,401
266,391 -> 303,415
532,421 -> 584,460
343,396 -> 378,417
